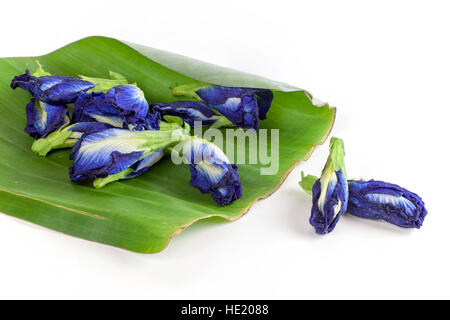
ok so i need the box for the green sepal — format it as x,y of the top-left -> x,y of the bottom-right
210,116 -> 234,129
328,137 -> 346,172
79,71 -> 129,92
299,171 -> 318,196
32,60 -> 51,77
31,129 -> 73,156
172,82 -> 210,100
108,71 -> 126,81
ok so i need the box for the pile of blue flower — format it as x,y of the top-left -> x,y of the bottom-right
10,61 -> 273,206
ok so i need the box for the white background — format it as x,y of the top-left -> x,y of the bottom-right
0,0 -> 448,299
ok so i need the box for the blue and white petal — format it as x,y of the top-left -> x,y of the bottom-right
310,168 -> 348,234
11,71 -> 95,105
347,179 -> 427,228
69,128 -> 149,182
25,98 -> 68,139
152,101 -> 221,127
182,137 -> 242,206
106,85 -> 149,120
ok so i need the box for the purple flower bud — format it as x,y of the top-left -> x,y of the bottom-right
347,179 -> 427,229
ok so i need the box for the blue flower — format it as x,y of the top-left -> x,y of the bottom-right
311,169 -> 348,234
70,122 -> 189,187
105,85 -> 149,121
173,84 -> 273,130
309,138 -> 348,234
69,128 -> 151,183
11,70 -> 95,105
151,101 -> 221,127
25,98 -> 69,139
347,179 -> 427,229
73,92 -> 160,131
181,137 -> 242,206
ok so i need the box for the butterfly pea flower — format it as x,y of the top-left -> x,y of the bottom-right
11,70 -> 95,105
105,85 -> 149,121
347,179 -> 427,229
70,121 -> 190,187
24,98 -> 69,139
178,137 -> 242,206
31,122 -> 113,156
309,137 -> 349,234
73,92 -> 160,131
173,83 -> 273,130
151,101 -> 222,127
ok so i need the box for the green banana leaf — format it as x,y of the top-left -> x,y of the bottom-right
0,36 -> 335,253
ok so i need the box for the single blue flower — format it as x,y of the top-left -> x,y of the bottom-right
122,149 -> 165,179
25,98 -> 69,139
195,86 -> 260,130
70,122 -> 189,187
347,179 -> 427,229
11,70 -> 95,105
310,137 -> 348,234
73,92 -> 160,131
105,85 -> 149,121
173,84 -> 273,130
180,137 -> 242,206
151,101 -> 221,127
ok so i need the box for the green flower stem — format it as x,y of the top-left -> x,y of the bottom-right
93,168 -> 134,189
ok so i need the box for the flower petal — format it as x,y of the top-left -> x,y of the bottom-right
152,101 -> 220,127
254,89 -> 273,120
182,138 -> 242,206
106,85 -> 149,120
73,92 -> 124,127
25,98 -> 68,139
11,71 -> 94,105
125,149 -> 165,178
347,179 -> 427,228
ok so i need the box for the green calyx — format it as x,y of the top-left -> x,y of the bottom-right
299,137 -> 346,196
327,137 -> 346,173
93,120 -> 191,189
172,82 -> 210,100
79,71 -> 129,92
299,171 -> 319,196
31,129 -> 73,156
32,60 -> 51,77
